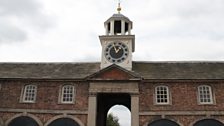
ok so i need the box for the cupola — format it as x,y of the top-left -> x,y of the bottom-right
104,4 -> 133,35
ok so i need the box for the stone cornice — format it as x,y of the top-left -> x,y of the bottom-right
0,108 -> 88,115
139,111 -> 224,116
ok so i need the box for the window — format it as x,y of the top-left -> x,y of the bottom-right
61,85 -> 75,103
198,85 -> 213,104
155,86 -> 170,104
22,85 -> 37,103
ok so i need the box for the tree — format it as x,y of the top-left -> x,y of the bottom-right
106,113 -> 120,126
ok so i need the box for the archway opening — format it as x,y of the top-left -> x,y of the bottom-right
193,119 -> 224,126
48,118 -> 80,126
97,93 -> 131,126
148,119 -> 180,126
107,105 -> 131,126
8,116 -> 39,126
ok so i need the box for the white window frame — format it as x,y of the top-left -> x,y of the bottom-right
22,85 -> 37,103
198,85 -> 213,104
155,86 -> 170,105
61,85 -> 75,104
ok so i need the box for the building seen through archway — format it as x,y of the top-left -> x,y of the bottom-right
108,105 -> 131,126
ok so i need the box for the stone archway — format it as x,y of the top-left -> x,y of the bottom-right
193,119 -> 224,126
96,93 -> 131,126
45,115 -> 84,126
47,118 -> 80,126
148,119 -> 180,126
6,113 -> 42,126
87,82 -> 139,126
8,116 -> 39,126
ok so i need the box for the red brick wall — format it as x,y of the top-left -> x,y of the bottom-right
0,80 -> 89,110
1,79 -> 224,126
0,80 -> 89,126
139,81 -> 224,126
139,81 -> 224,111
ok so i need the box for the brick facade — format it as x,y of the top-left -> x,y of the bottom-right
1,70 -> 224,126
0,80 -> 89,126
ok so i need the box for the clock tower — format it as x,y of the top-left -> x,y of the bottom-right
99,4 -> 135,70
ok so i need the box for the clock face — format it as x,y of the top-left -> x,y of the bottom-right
104,41 -> 129,63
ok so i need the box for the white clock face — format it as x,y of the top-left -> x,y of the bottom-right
104,41 -> 129,63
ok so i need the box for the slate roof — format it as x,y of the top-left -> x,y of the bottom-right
0,61 -> 224,80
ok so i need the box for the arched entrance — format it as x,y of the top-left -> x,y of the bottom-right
97,93 -> 131,126
8,116 -> 39,126
48,118 -> 80,126
148,119 -> 180,126
193,119 -> 224,126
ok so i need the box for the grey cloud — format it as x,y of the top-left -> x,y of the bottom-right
140,0 -> 224,41
159,0 -> 224,17
0,0 -> 41,16
0,20 -> 27,43
0,0 -> 55,44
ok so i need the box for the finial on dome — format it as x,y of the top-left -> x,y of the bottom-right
117,0 -> 121,13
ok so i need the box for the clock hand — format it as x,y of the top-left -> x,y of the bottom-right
116,47 -> 122,53
113,44 -> 119,53
115,47 -> 122,53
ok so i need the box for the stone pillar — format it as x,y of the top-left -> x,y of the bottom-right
105,24 -> 109,35
121,20 -> 125,35
110,21 -> 114,35
131,95 -> 139,126
87,94 -> 97,126
128,23 -> 131,35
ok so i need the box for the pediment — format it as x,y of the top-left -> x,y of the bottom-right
86,64 -> 141,80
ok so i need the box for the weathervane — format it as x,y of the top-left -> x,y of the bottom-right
117,0 -> 122,13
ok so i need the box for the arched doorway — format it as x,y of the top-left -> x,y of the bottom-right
108,105 -> 131,126
97,93 -> 131,126
148,119 -> 180,126
48,118 -> 80,126
8,116 -> 39,126
193,119 -> 224,126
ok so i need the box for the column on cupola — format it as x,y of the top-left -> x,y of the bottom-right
105,24 -> 109,35
128,23 -> 131,35
110,20 -> 114,35
121,20 -> 125,35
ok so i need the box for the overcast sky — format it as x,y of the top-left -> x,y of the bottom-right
0,0 -> 223,62
0,0 -> 224,125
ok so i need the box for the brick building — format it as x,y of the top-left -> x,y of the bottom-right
1,8 -> 224,126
